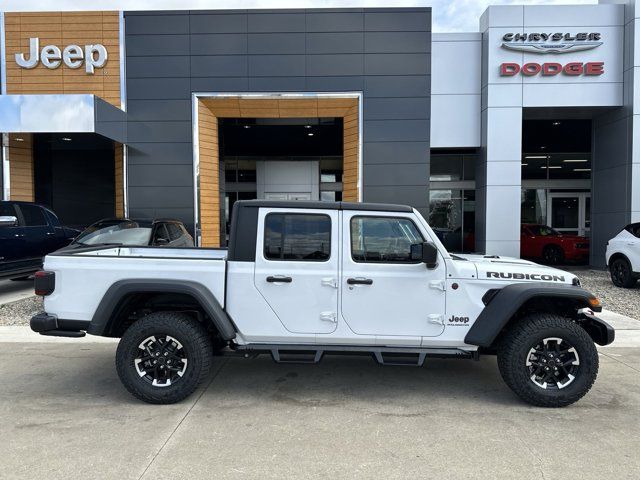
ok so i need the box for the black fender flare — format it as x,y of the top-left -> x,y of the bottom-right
86,279 -> 237,340
465,283 -> 601,348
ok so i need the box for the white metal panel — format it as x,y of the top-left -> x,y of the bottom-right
523,83 -> 623,107
523,4 -> 623,27
431,38 -> 481,95
430,94 -> 481,148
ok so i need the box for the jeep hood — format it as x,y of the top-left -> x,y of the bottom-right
454,254 -> 577,285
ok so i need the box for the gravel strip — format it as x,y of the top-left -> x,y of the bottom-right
567,268 -> 640,320
0,296 -> 43,327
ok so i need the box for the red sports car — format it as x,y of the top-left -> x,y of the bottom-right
520,224 -> 590,264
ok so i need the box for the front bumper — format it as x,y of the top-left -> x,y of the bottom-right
579,312 -> 615,346
30,313 -> 87,338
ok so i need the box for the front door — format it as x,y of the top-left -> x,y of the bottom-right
340,212 -> 446,337
547,192 -> 591,236
254,208 -> 339,335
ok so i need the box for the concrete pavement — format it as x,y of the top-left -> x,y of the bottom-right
0,312 -> 639,480
0,278 -> 34,305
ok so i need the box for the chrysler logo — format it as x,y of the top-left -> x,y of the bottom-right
501,32 -> 602,54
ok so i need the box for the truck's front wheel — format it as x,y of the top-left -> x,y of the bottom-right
497,314 -> 598,407
116,312 -> 213,404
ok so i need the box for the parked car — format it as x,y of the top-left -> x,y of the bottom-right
64,218 -> 194,249
0,201 -> 79,280
606,222 -> 640,288
521,224 -> 590,264
31,200 -> 613,408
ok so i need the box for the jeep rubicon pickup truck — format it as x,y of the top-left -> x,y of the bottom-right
30,201 -> 614,407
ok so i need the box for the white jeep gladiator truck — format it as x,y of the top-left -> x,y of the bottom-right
31,201 -> 614,407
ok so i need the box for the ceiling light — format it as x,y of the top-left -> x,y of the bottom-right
563,159 -> 588,163
14,137 -> 24,142
541,166 -> 562,169
243,125 -> 251,129
540,146 -> 547,149
307,133 -> 314,136
573,168 -> 591,172
304,125 -> 312,129
521,163 -> 528,166
525,155 -> 547,159
61,137 -> 72,142
552,121 -> 561,126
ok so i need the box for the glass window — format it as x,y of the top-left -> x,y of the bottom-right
75,220 -> 153,246
19,204 -> 46,226
0,203 -> 17,217
166,223 -> 183,241
264,214 -> 331,261
153,224 -> 170,244
429,190 -> 462,252
521,189 -> 547,225
350,216 -> 424,263
430,155 -> 462,181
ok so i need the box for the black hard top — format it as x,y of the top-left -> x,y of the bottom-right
235,200 -> 413,213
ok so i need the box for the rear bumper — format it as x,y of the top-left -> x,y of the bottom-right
30,313 -> 88,338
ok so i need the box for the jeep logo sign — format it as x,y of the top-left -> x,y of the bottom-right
15,37 -> 108,74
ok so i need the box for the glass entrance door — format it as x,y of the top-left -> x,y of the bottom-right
547,192 -> 591,237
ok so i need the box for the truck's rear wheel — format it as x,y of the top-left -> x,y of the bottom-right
497,314 -> 598,407
116,312 -> 212,404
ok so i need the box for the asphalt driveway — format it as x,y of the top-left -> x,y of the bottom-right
1,339 -> 639,480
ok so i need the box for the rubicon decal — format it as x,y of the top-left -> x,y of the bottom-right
500,62 -> 604,77
501,32 -> 602,54
487,272 -> 566,282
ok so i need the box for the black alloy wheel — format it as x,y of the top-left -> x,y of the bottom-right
610,258 -> 637,288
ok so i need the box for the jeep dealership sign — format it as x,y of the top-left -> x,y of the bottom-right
500,32 -> 604,77
15,37 -> 108,74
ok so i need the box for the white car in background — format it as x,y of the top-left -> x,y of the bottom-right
606,223 -> 640,288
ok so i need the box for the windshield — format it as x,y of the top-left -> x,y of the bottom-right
74,220 -> 153,246
527,225 -> 560,236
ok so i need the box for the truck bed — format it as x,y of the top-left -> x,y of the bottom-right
44,247 -> 227,322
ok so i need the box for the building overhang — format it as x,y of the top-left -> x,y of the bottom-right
0,94 -> 126,144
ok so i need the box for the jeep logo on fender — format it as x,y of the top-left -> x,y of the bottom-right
501,32 -> 602,54
487,272 -> 565,282
448,315 -> 470,325
15,37 -> 108,74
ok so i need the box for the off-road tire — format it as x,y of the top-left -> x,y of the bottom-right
497,314 -> 598,407
542,245 -> 564,265
610,257 -> 637,288
116,312 -> 213,404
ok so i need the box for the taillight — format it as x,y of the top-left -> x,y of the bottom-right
34,271 -> 55,296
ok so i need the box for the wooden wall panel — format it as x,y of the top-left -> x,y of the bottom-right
4,12 -> 121,107
198,97 -> 360,246
114,144 -> 124,217
8,134 -> 34,202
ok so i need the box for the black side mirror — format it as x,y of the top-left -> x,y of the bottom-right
156,238 -> 169,246
410,242 -> 439,269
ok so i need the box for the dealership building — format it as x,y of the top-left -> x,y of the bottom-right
1,0 -> 639,265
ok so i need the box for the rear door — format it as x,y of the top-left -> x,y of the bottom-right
16,204 -> 51,262
0,203 -> 28,274
254,208 -> 339,335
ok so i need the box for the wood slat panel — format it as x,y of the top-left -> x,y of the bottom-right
8,134 -> 34,202
4,12 -> 120,107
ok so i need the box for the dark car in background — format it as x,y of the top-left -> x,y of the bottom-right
0,201 -> 80,280
65,218 -> 194,249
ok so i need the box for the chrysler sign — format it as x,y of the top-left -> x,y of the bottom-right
501,32 -> 602,54
15,38 -> 108,74
500,32 -> 604,77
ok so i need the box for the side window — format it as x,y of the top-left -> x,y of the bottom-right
351,216 -> 424,263
167,223 -> 182,241
0,203 -> 17,217
153,224 -> 170,243
264,213 -> 331,261
19,205 -> 47,227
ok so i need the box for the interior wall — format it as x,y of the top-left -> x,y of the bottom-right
8,134 -> 34,202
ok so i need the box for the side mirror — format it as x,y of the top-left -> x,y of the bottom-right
0,215 -> 18,227
410,242 -> 439,269
156,238 -> 169,246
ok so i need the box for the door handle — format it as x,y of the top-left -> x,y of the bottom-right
266,275 -> 292,283
347,278 -> 373,285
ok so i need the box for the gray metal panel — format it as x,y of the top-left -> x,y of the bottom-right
306,12 -> 364,32
305,76 -> 364,91
126,15 -> 189,34
306,54 -> 364,76
248,33 -> 306,54
363,185 -> 429,208
306,33 -> 364,54
364,75 -> 430,97
363,141 -> 429,165
364,32 -> 430,53
126,56 -> 190,78
127,142 -> 194,165
190,77 -> 250,91
364,119 -> 430,142
190,34 -> 248,55
126,35 -> 190,56
247,12 -> 306,32
364,11 -> 431,31
127,121 -> 192,143
128,186 -> 194,208
248,55 -> 305,77
364,97 -> 430,120
127,100 -> 192,121
127,78 -> 191,99
364,163 -> 428,186
128,164 -> 194,187
364,53 -> 430,75
248,76 -> 306,91
189,14 -> 248,34
191,56 -> 248,77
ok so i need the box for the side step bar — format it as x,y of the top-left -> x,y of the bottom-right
231,344 -> 478,365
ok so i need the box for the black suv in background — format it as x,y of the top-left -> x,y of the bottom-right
0,201 -> 80,280
64,218 -> 194,249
